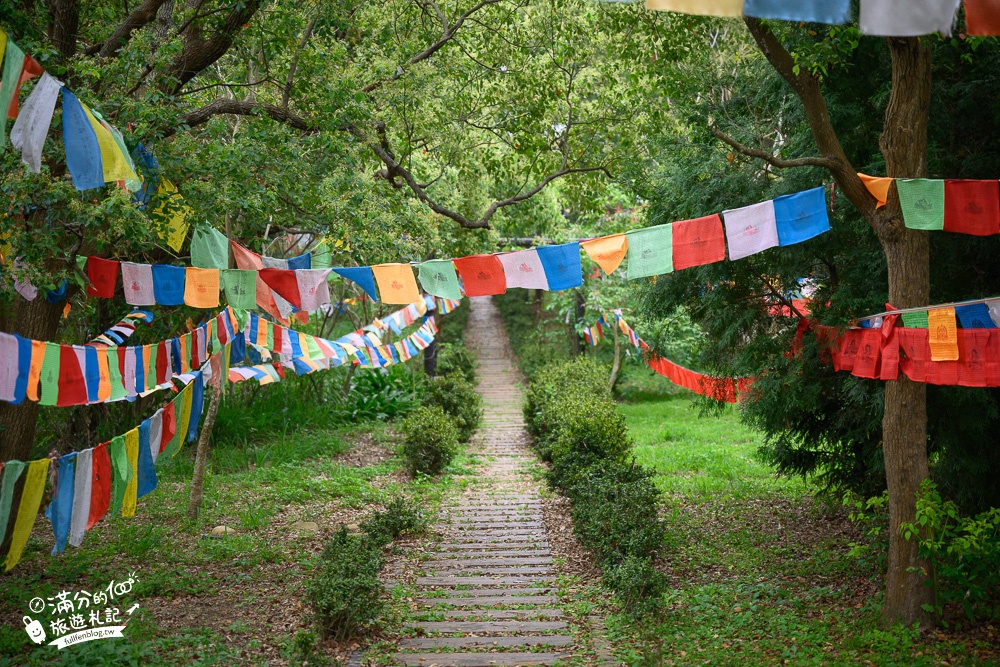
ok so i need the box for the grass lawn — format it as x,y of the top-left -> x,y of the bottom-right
610,386 -> 1000,667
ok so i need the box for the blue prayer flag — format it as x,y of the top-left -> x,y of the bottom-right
333,267 -> 379,302
743,0 -> 851,25
536,243 -> 584,290
62,89 -> 105,191
13,334 -> 32,404
136,418 -> 157,498
287,252 -> 311,270
45,453 -> 76,555
955,303 -> 996,329
774,187 -> 831,246
84,346 -> 101,403
152,264 -> 186,306
186,373 -> 204,442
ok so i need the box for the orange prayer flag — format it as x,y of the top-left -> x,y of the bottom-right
97,350 -> 111,402
372,264 -> 421,304
858,173 -> 894,209
928,307 -> 959,362
581,234 -> 629,275
27,340 -> 46,402
183,268 -> 220,308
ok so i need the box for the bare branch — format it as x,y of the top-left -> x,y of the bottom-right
710,127 -> 836,170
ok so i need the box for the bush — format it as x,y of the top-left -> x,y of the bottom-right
307,528 -> 384,640
400,406 -> 460,476
603,555 -> 668,615
421,374 -> 483,443
360,496 -> 426,547
436,342 -> 477,383
524,357 -> 610,441
549,393 -> 632,467
337,365 -> 420,422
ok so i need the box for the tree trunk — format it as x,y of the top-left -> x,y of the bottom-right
187,379 -> 221,519
608,321 -> 622,394
423,339 -> 438,377
876,36 -> 935,628
47,0 -> 80,57
0,297 -> 64,463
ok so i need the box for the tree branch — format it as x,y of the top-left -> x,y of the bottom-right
166,0 -> 264,94
710,127 -> 836,170
161,98 -> 316,138
97,0 -> 168,58
282,17 -> 317,108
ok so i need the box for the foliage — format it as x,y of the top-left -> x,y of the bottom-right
306,528 -> 385,641
494,291 -> 573,379
337,366 -> 420,423
360,496 -> 427,548
399,406 -> 460,477
435,343 -> 477,384
284,630 -> 336,667
901,481 -> 1000,623
420,374 -> 483,444
523,356 -> 610,444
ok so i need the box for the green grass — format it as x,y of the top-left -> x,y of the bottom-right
608,393 -> 999,667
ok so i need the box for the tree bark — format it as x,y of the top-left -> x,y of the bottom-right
47,0 -> 80,57
609,321 -> 622,394
423,340 -> 438,377
0,297 -> 65,463
876,37 -> 934,628
187,379 -> 221,519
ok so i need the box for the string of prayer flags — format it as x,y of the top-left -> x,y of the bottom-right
222,269 -> 257,310
581,234 -> 628,275
4,458 -> 48,570
626,225 -> 673,279
742,0 -> 850,24
372,263 -> 421,304
672,214 -> 727,270
858,173 -> 894,209
774,186 -> 831,246
583,317 -> 605,346
497,250 -> 548,290
334,266 -> 379,302
10,72 -> 62,173
191,226 -> 230,270
859,0 -> 960,36
964,0 -> 1000,35
723,200 -> 779,260
537,243 -> 583,290
453,255 -> 507,297
644,0 -> 744,16
928,307 -> 959,361
183,268 -> 220,309
418,260 -> 464,299
86,256 -> 119,298
944,180 -> 1000,236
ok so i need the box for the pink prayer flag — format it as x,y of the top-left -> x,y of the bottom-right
497,250 -> 549,290
723,200 -> 779,260
121,263 -> 155,306
296,269 -> 333,312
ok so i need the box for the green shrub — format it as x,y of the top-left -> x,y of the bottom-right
360,496 -> 426,547
603,555 -> 668,615
284,629 -> 335,667
901,480 -> 1000,622
421,374 -> 483,443
306,528 -> 384,640
524,357 -> 610,440
400,406 -> 460,476
567,461 -> 666,566
337,365 -> 420,422
436,342 -> 477,383
549,393 -> 632,467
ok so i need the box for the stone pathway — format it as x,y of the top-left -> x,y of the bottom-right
392,297 -> 579,666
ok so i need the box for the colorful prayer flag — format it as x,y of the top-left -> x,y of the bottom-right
859,0 -> 960,36
743,0 -> 850,24
897,179 -> 945,231
5,458 -> 48,570
372,263 -> 422,304
672,214 -> 727,270
334,266 -> 380,302
86,256 -> 119,298
773,186 -> 831,246
644,0 -> 743,16
723,200 -> 780,260
858,173 -> 893,208
497,250 -> 548,290
121,262 -> 156,306
191,226 -> 230,269
928,307 -> 959,361
626,225 -> 673,279
536,243 -> 583,290
418,260 -> 464,299
183,267 -> 220,309
964,0 -> 1000,35
943,179 -> 1000,236
581,234 -> 628,275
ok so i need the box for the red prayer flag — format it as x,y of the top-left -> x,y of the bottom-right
259,268 -> 302,309
7,56 -> 44,118
56,345 -> 88,406
160,402 -> 176,453
86,257 -> 120,298
958,330 -> 991,387
453,255 -> 507,297
943,179 -> 1000,236
87,442 -> 111,529
964,0 -> 1000,36
672,214 -> 727,270
897,329 -> 928,383
852,330 -> 882,379
156,341 -> 170,384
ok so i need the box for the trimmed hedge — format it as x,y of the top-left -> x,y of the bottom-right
400,405 -> 460,476
421,373 -> 483,443
525,357 -> 667,612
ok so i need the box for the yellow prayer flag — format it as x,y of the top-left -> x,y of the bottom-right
175,383 -> 194,457
4,459 -> 49,571
372,263 -> 421,304
153,178 -> 191,252
122,428 -> 139,517
80,103 -> 137,184
645,0 -> 744,16
581,234 -> 629,275
928,308 -> 959,362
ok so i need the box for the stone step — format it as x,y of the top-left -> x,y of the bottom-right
422,596 -> 558,607
408,621 -> 567,633
433,609 -> 564,619
424,557 -> 553,567
421,587 -> 553,598
426,551 -> 551,558
427,566 -> 554,576
398,635 -> 574,650
394,652 -> 567,666
435,542 -> 549,550
417,576 -> 555,586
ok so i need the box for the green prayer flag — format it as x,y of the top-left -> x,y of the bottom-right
305,334 -> 323,360
0,39 -> 25,150
108,436 -> 132,517
75,255 -> 88,272
190,226 -> 229,270
312,242 -> 333,270
626,225 -> 673,280
897,179 -> 944,231
106,348 -> 127,401
222,269 -> 256,310
0,461 -> 27,546
901,311 -> 929,328
38,343 -> 60,406
145,345 -> 157,390
418,260 -> 463,300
